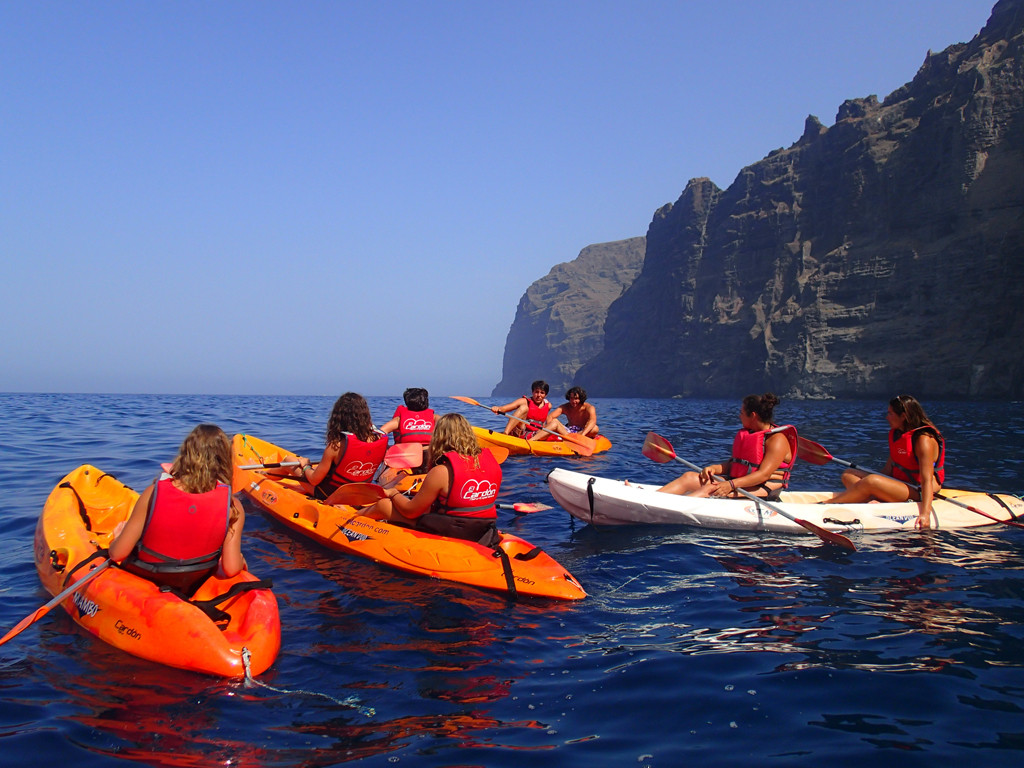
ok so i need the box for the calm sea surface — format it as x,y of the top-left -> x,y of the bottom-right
2,393 -> 1024,767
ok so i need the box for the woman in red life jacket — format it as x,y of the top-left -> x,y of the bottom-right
109,424 -> 246,596
379,387 -> 434,472
289,392 -> 388,501
368,413 -> 501,544
491,380 -> 550,437
656,393 -> 797,500
824,394 -> 945,529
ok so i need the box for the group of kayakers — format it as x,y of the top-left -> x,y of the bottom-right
105,386 -> 945,598
655,392 -> 945,529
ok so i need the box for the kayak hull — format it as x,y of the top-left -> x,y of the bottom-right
233,435 -> 586,601
34,465 -> 281,677
546,467 -> 1024,533
472,426 -> 612,457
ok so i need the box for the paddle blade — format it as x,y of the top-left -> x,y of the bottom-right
323,483 -> 387,506
486,446 -> 510,464
642,432 -> 677,463
791,517 -> 856,551
385,443 -> 423,469
450,395 -> 483,407
497,502 -> 553,514
560,432 -> 596,456
237,461 -> 302,471
796,437 -> 835,466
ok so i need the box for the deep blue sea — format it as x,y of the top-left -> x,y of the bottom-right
2,393 -> 1024,767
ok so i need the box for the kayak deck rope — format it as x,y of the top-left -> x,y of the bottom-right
240,647 -> 375,717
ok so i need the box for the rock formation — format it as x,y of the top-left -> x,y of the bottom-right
491,237 -> 645,397
563,0 -> 1024,399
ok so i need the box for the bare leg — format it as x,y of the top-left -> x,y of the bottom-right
657,471 -> 704,495
504,405 -> 529,435
827,473 -> 912,504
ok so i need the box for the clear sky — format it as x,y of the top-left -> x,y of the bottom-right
0,1 -> 998,396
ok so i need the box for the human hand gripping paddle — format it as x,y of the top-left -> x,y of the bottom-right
642,432 -> 856,551
0,558 -> 111,647
449,396 -> 595,456
796,436 -> 1024,530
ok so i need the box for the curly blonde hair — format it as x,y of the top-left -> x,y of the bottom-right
428,413 -> 481,468
170,424 -> 232,493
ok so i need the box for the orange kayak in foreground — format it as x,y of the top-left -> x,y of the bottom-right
472,426 -> 612,457
34,465 -> 281,677
233,434 -> 587,601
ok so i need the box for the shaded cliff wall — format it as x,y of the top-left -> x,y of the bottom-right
576,0 -> 1024,399
492,237 -> 645,397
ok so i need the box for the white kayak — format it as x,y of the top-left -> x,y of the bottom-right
546,467 -> 1024,533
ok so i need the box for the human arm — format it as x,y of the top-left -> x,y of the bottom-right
218,497 -> 247,576
492,397 -> 526,415
386,464 -> 449,520
913,433 -> 941,529
379,416 -> 400,435
298,441 -> 340,487
108,485 -> 153,562
720,431 -> 791,495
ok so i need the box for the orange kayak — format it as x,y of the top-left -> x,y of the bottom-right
472,426 -> 612,457
34,465 -> 281,677
233,434 -> 587,601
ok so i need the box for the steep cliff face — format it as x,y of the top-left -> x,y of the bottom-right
491,237 -> 645,397
576,0 -> 1024,399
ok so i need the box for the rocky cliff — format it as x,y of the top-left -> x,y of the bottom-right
491,237 -> 645,397
503,0 -> 1024,400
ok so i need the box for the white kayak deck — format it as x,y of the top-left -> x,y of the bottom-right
546,467 -> 1024,533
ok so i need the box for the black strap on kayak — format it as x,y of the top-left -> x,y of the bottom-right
823,517 -> 861,527
60,481 -> 93,532
61,549 -> 109,589
159,578 -> 274,629
491,547 -> 517,601
513,546 -> 543,561
987,493 -> 1021,521
586,476 -> 596,522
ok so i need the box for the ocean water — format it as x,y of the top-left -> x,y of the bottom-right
1,393 -> 1023,767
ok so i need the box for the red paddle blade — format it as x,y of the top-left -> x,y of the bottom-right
796,437 -> 834,466
496,502 -> 553,514
450,395 -> 483,407
323,483 -> 386,506
642,432 -> 676,463
487,446 -> 510,464
385,443 -> 423,469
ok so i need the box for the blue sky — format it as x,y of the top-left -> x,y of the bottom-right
1,1 -> 997,396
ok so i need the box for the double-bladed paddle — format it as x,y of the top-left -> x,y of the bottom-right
0,558 -> 112,647
642,432 -> 856,551
797,436 -> 1024,530
449,396 -> 595,456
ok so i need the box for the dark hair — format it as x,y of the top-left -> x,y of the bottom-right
889,394 -> 938,431
403,387 -> 429,411
326,392 -> 377,445
530,380 -> 550,395
742,392 -> 780,423
565,386 -> 587,403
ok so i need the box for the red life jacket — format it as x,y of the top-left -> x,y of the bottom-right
133,477 -> 230,573
889,426 -> 945,486
524,397 -> 551,435
326,432 -> 389,486
729,424 -> 798,489
393,405 -> 435,445
435,450 -> 501,519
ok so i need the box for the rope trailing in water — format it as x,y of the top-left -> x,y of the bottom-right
241,647 -> 375,717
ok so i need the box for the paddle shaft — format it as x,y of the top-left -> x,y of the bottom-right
0,559 -> 111,647
662,451 -> 855,550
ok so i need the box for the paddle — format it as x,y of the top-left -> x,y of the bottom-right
797,436 -> 1024,530
238,460 -> 302,471
384,443 -> 424,469
496,502 -> 554,514
449,396 -> 595,456
0,559 -> 112,647
642,432 -> 856,551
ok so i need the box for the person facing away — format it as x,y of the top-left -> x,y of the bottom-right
289,392 -> 388,500
491,380 -> 550,437
824,394 -> 945,529
367,413 -> 502,544
109,424 -> 246,597
379,387 -> 434,472
657,393 -> 797,499
538,386 -> 599,440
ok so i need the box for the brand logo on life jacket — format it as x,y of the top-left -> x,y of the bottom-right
343,461 -> 376,479
73,591 -> 100,618
460,479 -> 498,502
402,418 -> 432,431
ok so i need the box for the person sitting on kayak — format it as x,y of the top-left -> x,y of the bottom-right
367,413 -> 501,544
109,424 -> 246,596
289,392 -> 389,501
379,387 -> 434,472
537,386 -> 599,440
491,380 -> 550,437
822,394 -> 945,529
657,392 -> 797,500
